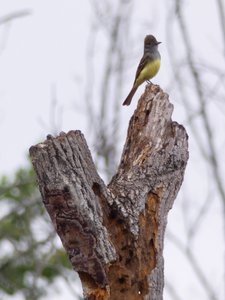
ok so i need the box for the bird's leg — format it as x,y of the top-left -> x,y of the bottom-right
146,80 -> 152,84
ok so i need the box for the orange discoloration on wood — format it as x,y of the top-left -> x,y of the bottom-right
135,191 -> 160,296
86,289 -> 110,300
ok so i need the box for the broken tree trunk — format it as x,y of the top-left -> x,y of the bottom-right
29,84 -> 189,300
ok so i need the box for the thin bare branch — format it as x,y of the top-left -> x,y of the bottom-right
0,10 -> 31,26
167,231 -> 218,300
86,0 -> 133,180
165,6 -> 208,159
216,0 -> 225,57
84,24 -> 97,133
186,192 -> 214,240
175,0 -> 225,212
165,280 -> 183,300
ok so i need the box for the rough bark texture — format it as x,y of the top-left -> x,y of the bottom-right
29,84 -> 189,300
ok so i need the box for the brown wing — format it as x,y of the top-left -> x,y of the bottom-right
133,53 -> 150,86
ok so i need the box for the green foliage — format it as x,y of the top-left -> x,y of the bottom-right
41,249 -> 72,281
0,164 -> 74,300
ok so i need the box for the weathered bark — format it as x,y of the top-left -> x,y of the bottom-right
29,84 -> 188,300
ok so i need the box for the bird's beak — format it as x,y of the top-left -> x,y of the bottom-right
157,41 -> 162,45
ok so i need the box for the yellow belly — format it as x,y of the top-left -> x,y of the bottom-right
136,59 -> 161,86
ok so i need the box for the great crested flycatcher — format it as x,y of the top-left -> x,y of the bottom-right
123,35 -> 161,106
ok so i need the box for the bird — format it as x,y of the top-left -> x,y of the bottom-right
123,35 -> 161,106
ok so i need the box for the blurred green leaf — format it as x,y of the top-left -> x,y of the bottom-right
0,163 -> 76,300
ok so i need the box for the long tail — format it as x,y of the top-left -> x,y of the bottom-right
122,85 -> 138,106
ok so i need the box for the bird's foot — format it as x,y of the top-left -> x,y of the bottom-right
146,80 -> 152,85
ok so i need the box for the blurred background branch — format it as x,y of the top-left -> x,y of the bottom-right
0,10 -> 31,26
0,10 -> 31,54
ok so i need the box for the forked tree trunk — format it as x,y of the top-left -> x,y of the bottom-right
29,84 -> 188,300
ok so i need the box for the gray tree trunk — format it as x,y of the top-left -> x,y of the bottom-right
30,84 -> 189,300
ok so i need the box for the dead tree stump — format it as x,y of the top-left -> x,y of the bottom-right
29,84 -> 189,300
